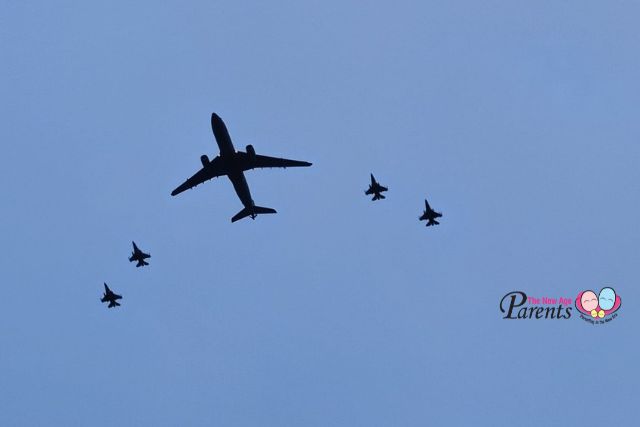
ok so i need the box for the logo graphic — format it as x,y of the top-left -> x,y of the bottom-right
575,287 -> 621,324
499,291 -> 573,319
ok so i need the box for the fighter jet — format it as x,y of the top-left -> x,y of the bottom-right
100,283 -> 122,308
419,198 -> 442,226
171,113 -> 312,222
365,173 -> 388,201
129,241 -> 150,267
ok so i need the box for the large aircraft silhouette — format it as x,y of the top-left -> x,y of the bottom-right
171,113 -> 312,222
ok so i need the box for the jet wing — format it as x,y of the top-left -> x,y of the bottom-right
171,157 -> 226,196
237,152 -> 312,171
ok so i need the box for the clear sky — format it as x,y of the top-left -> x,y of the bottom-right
1,1 -> 638,425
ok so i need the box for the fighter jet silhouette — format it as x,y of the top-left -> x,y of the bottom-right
364,173 -> 388,201
419,198 -> 442,226
128,241 -> 150,267
100,283 -> 122,308
171,113 -> 312,222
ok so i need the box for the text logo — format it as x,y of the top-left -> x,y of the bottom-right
500,291 -> 573,319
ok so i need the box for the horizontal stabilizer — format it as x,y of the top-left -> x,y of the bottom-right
231,205 -> 277,222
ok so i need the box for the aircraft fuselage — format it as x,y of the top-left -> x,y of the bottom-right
211,113 -> 236,157
211,114 -> 255,209
228,171 -> 253,208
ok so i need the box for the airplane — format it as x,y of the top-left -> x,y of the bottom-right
101,283 -> 122,308
419,198 -> 442,226
171,113 -> 312,222
364,173 -> 388,201
129,241 -> 150,267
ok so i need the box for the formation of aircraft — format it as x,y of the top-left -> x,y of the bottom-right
101,241 -> 152,308
363,172 -> 443,226
100,112 -> 445,310
419,199 -> 442,226
129,241 -> 151,267
171,113 -> 312,222
101,283 -> 122,308
365,174 -> 388,201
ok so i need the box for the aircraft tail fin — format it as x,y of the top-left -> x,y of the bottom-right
231,206 -> 277,222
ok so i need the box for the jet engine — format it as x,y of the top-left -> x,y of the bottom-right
200,155 -> 210,167
246,145 -> 256,162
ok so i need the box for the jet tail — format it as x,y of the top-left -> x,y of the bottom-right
231,206 -> 277,222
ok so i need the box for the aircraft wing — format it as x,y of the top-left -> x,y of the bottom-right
113,293 -> 122,300
171,157 -> 226,196
237,152 -> 312,171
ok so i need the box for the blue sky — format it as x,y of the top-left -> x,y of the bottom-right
1,1 -> 639,425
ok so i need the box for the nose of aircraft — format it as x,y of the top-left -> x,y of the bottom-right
211,113 -> 221,131
211,112 -> 222,122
